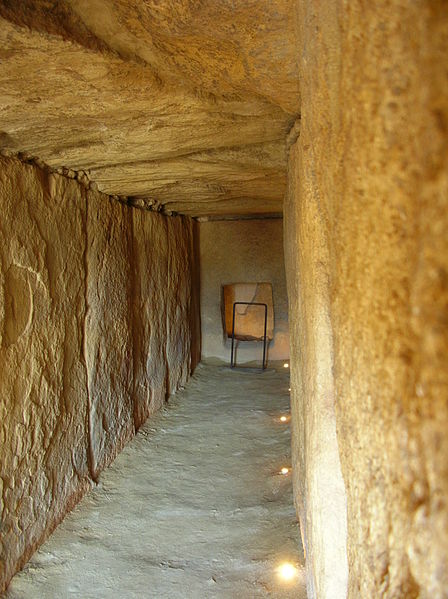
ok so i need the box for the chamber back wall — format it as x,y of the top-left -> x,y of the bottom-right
199,219 -> 289,364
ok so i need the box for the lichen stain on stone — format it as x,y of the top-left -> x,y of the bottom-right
2,265 -> 33,348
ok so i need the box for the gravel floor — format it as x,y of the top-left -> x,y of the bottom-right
5,361 -> 306,599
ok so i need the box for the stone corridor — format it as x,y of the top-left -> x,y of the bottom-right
0,3 -> 447,597
5,363 -> 305,599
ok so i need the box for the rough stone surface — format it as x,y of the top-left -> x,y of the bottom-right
0,156 -> 199,593
131,210 -> 170,427
1,2 -> 447,597
131,210 -> 197,428
286,2 -> 448,598
188,220 -> 202,373
0,2 -> 299,217
4,363 -> 306,599
85,192 -> 134,479
0,157 -> 91,591
285,127 -> 348,599
200,219 -> 290,363
165,217 -> 194,394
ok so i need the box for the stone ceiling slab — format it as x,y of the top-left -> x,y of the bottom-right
0,2 -> 300,216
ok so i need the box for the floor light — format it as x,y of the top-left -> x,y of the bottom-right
277,562 -> 298,582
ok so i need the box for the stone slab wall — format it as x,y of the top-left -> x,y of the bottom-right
200,219 -> 289,364
85,192 -> 135,480
286,1 -> 448,598
285,118 -> 348,599
0,156 -> 199,592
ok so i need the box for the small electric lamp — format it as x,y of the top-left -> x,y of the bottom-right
280,467 -> 290,475
280,415 -> 287,422
283,363 -> 289,368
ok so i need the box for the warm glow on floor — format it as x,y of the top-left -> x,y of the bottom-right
277,562 -> 298,582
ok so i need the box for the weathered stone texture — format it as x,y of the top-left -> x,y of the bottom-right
286,2 -> 448,598
85,193 -> 134,478
285,127 -> 348,599
0,157 -> 90,590
132,211 -> 196,428
188,220 -> 201,373
0,156 -> 199,592
131,210 -> 169,427
165,217 -> 194,394
0,2 -> 299,217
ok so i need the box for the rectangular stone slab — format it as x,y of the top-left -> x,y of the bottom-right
85,192 -> 134,479
132,210 -> 170,427
223,282 -> 274,341
132,211 -> 197,429
0,157 -> 90,590
165,217 -> 193,394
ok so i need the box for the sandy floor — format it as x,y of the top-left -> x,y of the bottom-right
5,362 -> 306,599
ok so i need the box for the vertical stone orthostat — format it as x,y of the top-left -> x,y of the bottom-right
287,2 -> 448,597
0,156 -> 200,592
0,157 -> 90,591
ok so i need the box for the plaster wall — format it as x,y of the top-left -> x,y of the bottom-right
199,219 -> 289,364
286,1 -> 448,598
0,155 -> 199,592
